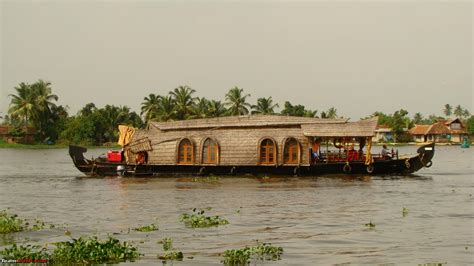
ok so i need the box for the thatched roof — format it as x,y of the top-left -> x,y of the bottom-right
409,125 -> 431,135
150,115 -> 348,131
301,117 -> 378,137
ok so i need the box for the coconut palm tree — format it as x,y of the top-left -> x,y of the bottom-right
170,86 -> 196,120
443,104 -> 452,117
453,105 -> 464,118
192,97 -> 210,119
141,93 -> 161,125
251,97 -> 279,115
31,80 -> 58,115
8,82 -> 35,131
156,95 -> 176,122
325,107 -> 338,119
225,87 -> 251,115
208,100 -> 227,118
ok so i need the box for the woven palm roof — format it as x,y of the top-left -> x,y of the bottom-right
150,115 -> 348,131
300,117 -> 378,137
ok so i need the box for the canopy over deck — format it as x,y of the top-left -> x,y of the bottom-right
301,117 -> 378,137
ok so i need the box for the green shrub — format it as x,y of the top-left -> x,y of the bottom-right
222,242 -> 283,265
180,209 -> 229,228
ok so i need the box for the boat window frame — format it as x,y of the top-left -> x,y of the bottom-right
176,138 -> 195,165
200,137 -> 220,165
258,137 -> 277,165
282,137 -> 301,165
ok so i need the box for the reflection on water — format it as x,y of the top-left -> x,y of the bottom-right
0,146 -> 473,265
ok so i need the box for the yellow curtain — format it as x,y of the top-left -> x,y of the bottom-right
365,137 -> 374,165
118,125 -> 135,147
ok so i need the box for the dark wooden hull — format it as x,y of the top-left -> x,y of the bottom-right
69,143 -> 435,177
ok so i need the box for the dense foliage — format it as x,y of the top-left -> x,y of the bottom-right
3,80 -> 472,145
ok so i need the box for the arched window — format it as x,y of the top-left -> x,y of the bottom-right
283,138 -> 300,164
202,138 -> 219,164
260,138 -> 277,165
178,138 -> 194,164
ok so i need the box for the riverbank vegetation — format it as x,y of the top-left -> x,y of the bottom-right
1,80 -> 473,146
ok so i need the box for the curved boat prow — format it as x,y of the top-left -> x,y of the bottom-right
69,145 -> 88,161
407,142 -> 435,173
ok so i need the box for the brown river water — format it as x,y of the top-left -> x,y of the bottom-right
0,145 -> 473,265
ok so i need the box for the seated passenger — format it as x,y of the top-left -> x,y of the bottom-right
381,144 -> 392,159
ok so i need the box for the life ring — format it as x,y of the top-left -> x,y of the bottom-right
405,159 -> 411,169
424,161 -> 432,168
366,164 -> 374,174
343,163 -> 352,174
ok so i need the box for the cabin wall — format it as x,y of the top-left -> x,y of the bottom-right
131,126 -> 310,166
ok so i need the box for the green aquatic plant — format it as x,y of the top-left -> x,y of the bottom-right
133,223 -> 159,232
402,207 -> 409,217
157,237 -> 183,261
222,242 -> 283,265
0,244 -> 50,260
0,210 -> 25,233
51,236 -> 141,263
365,221 -> 376,228
180,209 -> 229,228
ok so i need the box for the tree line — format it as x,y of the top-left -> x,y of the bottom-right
2,80 -> 473,145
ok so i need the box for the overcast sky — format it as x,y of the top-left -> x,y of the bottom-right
1,0 -> 472,120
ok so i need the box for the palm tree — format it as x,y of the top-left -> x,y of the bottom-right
156,95 -> 176,122
208,100 -> 227,118
170,86 -> 196,120
304,109 -> 318,118
31,80 -> 58,114
252,97 -> 279,114
192,97 -> 210,119
413,112 -> 423,124
225,87 -> 251,115
141,93 -> 161,125
325,107 -> 338,119
453,105 -> 464,118
8,82 -> 35,131
443,104 -> 452,117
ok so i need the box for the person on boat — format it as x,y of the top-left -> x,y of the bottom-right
381,144 -> 392,159
347,143 -> 357,161
311,139 -> 321,162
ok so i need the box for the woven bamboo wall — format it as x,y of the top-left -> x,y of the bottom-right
130,125 -> 311,166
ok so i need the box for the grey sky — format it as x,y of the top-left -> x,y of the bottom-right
1,0 -> 472,120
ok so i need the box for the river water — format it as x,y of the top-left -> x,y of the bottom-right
0,146 -> 472,265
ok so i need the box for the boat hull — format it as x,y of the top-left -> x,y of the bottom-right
69,143 -> 435,177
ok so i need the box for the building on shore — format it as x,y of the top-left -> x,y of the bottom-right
372,125 -> 394,143
0,125 -> 35,144
409,118 -> 468,143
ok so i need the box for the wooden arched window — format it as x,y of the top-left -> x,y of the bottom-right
283,138 -> 300,164
178,138 -> 194,164
202,138 -> 219,164
260,138 -> 277,165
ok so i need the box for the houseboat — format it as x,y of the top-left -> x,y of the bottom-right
69,115 -> 435,177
